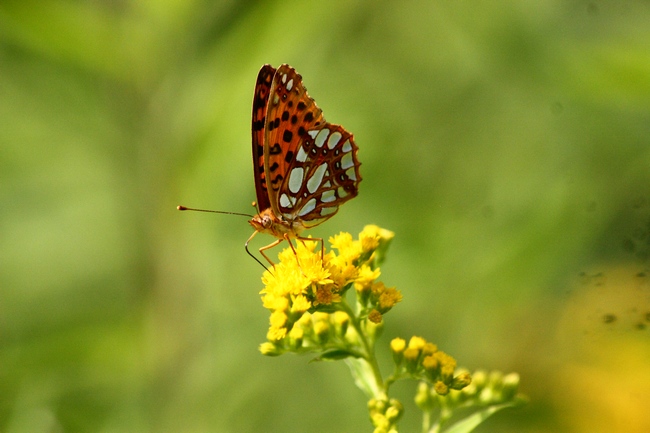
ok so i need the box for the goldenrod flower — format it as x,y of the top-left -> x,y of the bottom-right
355,264 -> 381,293
403,347 -> 420,362
422,342 -> 437,356
250,225 -> 521,432
360,225 -> 381,252
368,309 -> 383,323
434,380 -> 449,396
390,338 -> 406,354
259,228 -> 393,345
408,336 -> 426,350
259,342 -> 280,356
291,294 -> 311,314
360,225 -> 394,265
374,283 -> 402,312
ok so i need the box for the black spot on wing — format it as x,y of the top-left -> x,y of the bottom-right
270,173 -> 284,186
283,130 -> 293,143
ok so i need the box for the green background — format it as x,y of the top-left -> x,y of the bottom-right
2,1 -> 650,432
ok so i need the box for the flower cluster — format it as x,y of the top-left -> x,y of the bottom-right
390,336 -> 471,395
368,398 -> 403,433
416,369 -> 523,410
254,225 -> 524,432
259,225 -> 396,352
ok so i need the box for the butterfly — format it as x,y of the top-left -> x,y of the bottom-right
178,64 -> 361,268
245,64 -> 362,266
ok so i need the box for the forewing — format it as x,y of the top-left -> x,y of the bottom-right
263,64 -> 325,214
251,64 -> 276,212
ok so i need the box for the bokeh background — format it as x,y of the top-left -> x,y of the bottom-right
2,1 -> 650,432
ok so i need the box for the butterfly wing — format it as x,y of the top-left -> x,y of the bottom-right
251,64 -> 276,212
264,64 -> 361,228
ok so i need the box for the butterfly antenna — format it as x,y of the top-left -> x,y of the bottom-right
179,205 -> 270,271
177,205 -> 254,218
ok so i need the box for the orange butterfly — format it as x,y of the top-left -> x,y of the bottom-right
180,64 -> 361,268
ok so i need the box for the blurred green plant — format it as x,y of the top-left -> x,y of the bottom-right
257,226 -> 525,432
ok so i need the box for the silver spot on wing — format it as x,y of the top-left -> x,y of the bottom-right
298,198 -> 317,217
327,131 -> 342,149
307,163 -> 328,194
288,167 -> 304,194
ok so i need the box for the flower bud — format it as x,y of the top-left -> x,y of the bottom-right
451,372 -> 472,390
259,342 -> 282,356
390,338 -> 406,366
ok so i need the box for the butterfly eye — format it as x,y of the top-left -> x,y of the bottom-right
262,214 -> 273,228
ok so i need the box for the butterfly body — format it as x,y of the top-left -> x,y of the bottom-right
249,207 -> 306,239
247,64 -> 361,264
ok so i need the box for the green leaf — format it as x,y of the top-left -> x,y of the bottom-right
345,358 -> 383,399
437,401 -> 523,433
310,349 -> 358,362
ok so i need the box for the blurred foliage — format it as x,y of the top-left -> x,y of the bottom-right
1,0 -> 650,432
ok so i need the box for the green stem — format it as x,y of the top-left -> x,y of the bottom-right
340,299 -> 386,399
422,410 -> 431,433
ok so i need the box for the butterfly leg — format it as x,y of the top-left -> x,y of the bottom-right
295,236 -> 325,263
245,230 -> 281,270
258,238 -> 285,267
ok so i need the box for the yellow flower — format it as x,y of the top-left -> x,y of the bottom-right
368,309 -> 383,323
403,347 -> 420,362
329,231 -> 353,250
359,225 -> 381,252
291,294 -> 311,314
270,310 -> 288,328
261,260 -> 309,299
390,338 -> 406,354
313,284 -> 341,306
422,342 -> 437,356
330,231 -> 363,264
451,372 -> 472,390
327,259 -> 359,289
436,351 -> 457,380
408,336 -> 426,350
267,324 -> 287,341
295,240 -> 333,286
422,355 -> 438,371
288,325 -> 304,340
434,380 -> 449,396
259,228 -> 396,345
360,225 -> 394,265
259,342 -> 280,356
378,286 -> 402,311
355,264 -> 381,292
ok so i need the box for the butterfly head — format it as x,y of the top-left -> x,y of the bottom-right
249,207 -> 306,239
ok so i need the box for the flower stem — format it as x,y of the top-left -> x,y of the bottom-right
340,299 -> 386,399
